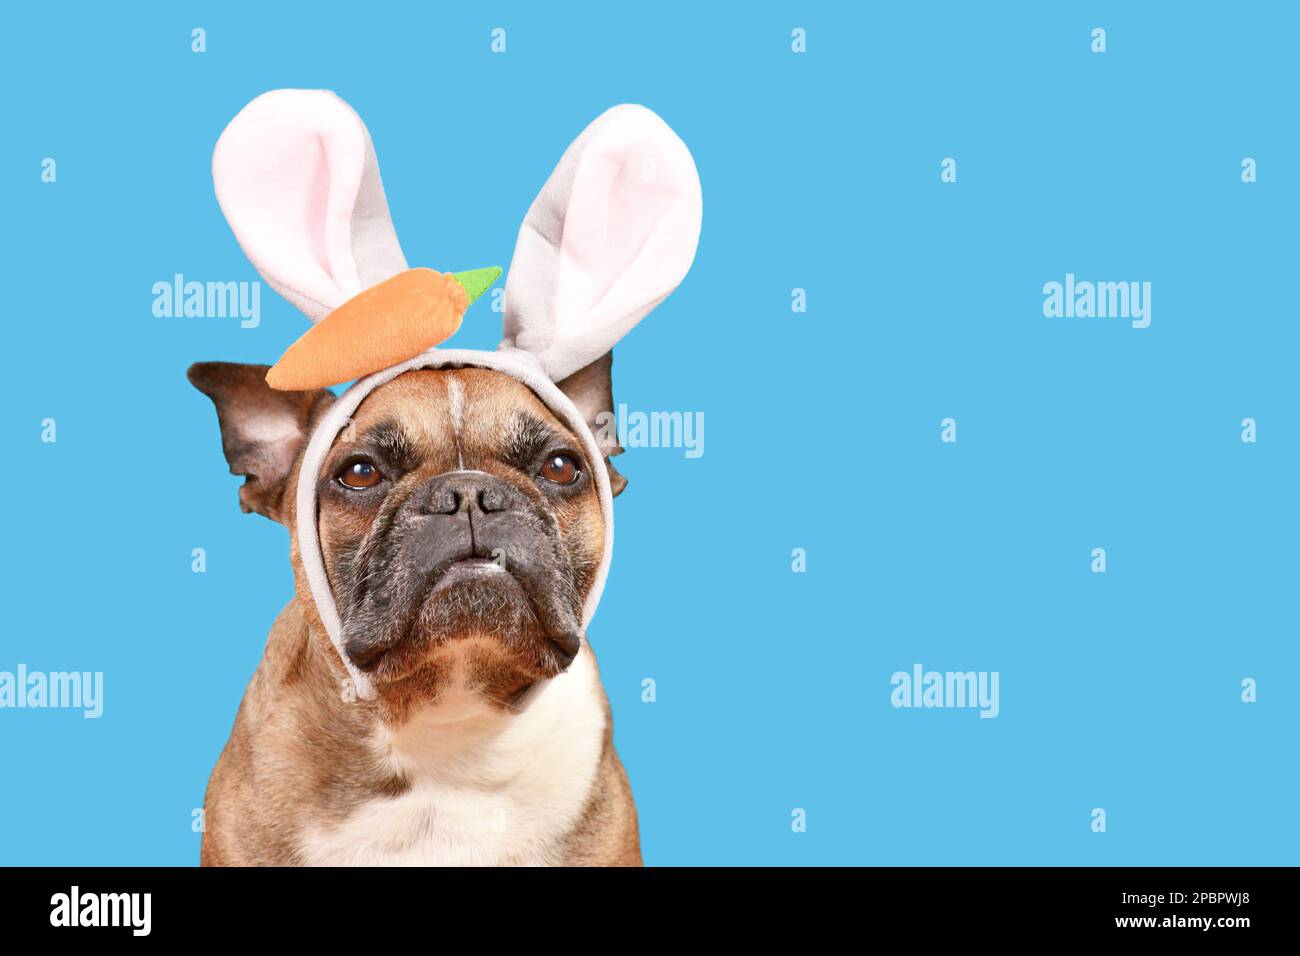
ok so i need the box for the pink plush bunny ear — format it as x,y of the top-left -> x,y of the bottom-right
212,89 -> 408,322
501,104 -> 703,381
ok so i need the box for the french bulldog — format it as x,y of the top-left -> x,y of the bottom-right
190,355 -> 640,866
189,91 -> 701,867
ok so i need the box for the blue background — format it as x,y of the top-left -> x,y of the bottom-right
1,2 -> 1296,865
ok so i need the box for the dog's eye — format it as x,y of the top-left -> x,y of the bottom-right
539,453 -> 580,486
338,460 -> 384,489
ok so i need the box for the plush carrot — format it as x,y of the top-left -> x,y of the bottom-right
265,266 -> 500,391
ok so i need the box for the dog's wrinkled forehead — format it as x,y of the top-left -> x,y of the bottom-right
326,367 -> 587,474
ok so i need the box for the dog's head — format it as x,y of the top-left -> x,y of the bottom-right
190,356 -> 626,713
191,90 -> 701,716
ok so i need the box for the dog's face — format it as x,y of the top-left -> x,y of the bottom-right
190,360 -> 625,718
321,368 -> 604,707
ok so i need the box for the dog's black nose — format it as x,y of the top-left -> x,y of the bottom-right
412,472 -> 517,516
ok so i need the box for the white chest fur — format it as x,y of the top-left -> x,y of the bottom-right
298,645 -> 607,866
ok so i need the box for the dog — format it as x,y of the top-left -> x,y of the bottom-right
190,358 -> 641,865
188,91 -> 702,866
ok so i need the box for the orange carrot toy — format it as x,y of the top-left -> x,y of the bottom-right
265,266 -> 499,391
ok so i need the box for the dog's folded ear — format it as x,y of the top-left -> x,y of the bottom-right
188,362 -> 335,523
555,351 -> 627,496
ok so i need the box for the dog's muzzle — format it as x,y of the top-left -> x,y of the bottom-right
342,471 -> 583,671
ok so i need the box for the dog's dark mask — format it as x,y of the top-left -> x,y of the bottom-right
189,358 -> 626,714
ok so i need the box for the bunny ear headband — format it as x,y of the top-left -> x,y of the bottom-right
212,89 -> 702,699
